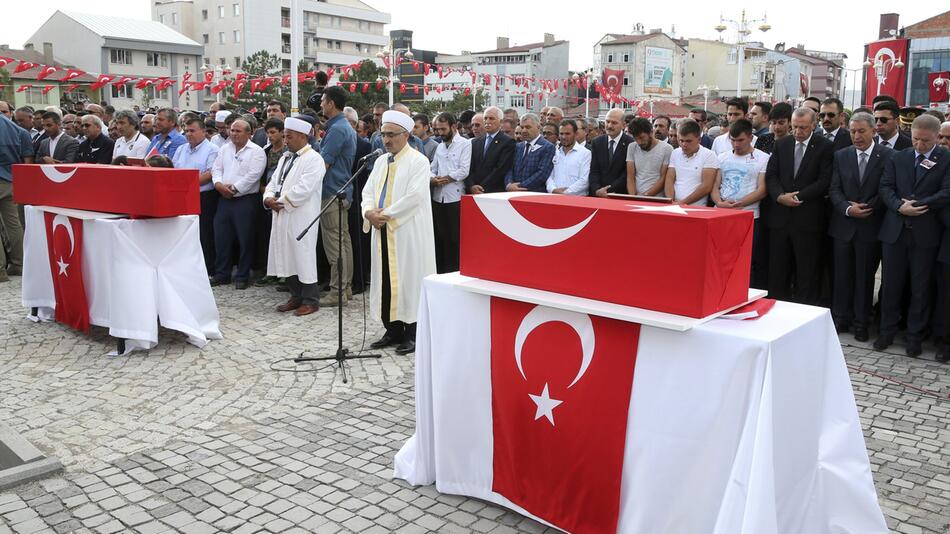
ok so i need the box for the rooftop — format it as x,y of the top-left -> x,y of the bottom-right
57,10 -> 201,47
473,40 -> 567,55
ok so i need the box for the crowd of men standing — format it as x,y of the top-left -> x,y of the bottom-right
2,88 -> 950,361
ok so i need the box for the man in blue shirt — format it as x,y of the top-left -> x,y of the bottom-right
318,86 -> 357,306
172,117 -> 219,275
145,108 -> 186,159
0,113 -> 34,281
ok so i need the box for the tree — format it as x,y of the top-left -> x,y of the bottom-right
332,59 -> 390,115
227,50 -> 281,111
408,87 -> 486,118
0,69 -> 12,104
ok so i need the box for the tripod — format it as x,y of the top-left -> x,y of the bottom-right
293,155 -> 380,383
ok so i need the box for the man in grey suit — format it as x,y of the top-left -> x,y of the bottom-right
36,111 -> 78,164
827,112 -> 893,341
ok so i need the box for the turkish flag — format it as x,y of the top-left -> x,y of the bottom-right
929,71 -> 950,103
865,38 -> 909,106
602,68 -> 624,95
43,212 -> 90,332
490,297 -> 640,533
36,65 -> 58,81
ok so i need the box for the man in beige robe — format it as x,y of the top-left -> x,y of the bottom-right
362,110 -> 437,354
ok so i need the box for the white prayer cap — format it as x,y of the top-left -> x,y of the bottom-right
284,116 -> 312,135
214,111 -> 231,122
382,110 -> 414,133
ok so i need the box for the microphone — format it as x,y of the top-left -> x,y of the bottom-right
359,148 -> 385,163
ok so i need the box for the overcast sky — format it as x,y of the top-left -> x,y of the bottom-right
2,1 -> 938,75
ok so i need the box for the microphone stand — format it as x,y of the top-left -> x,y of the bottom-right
293,153 -> 381,383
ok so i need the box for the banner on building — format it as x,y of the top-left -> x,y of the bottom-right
928,71 -> 950,103
644,47 -> 673,95
864,38 -> 909,107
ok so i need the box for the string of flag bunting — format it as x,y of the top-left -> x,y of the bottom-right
0,54 -> 639,106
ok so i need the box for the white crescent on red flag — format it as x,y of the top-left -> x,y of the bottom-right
43,212 -> 90,332
36,65 -> 58,81
490,298 -> 640,533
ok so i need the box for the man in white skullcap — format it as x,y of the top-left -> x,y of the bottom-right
211,110 -> 231,148
362,110 -> 437,354
264,117 -> 326,316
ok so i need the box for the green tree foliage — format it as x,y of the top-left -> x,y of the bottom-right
226,50 -> 281,111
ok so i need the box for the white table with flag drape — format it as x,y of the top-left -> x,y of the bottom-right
394,273 -> 887,534
21,205 -> 222,352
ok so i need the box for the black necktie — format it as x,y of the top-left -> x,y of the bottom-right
915,153 -> 926,182
608,139 -> 615,158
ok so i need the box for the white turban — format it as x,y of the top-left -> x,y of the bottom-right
214,111 -> 231,122
382,110 -> 414,133
284,117 -> 312,135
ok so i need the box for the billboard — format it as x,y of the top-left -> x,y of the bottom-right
644,47 -> 674,95
865,38 -> 909,106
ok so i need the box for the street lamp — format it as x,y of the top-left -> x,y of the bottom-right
376,44 -> 414,107
863,53 -> 904,103
697,84 -> 718,111
200,63 -> 231,104
715,10 -> 770,98
572,68 -> 595,119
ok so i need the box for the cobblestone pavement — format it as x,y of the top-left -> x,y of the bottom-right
0,276 -> 948,534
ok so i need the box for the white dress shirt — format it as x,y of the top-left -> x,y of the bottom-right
546,143 -> 591,195
211,140 -> 267,197
430,135 -> 472,203
211,134 -> 229,148
113,131 -> 150,159
606,132 -> 623,157
712,131 -> 758,155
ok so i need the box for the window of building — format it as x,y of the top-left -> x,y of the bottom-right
326,39 -> 333,49
172,13 -> 178,24
201,9 -> 208,20
607,53 -> 614,63
110,49 -> 132,65
281,8 -> 290,28
203,34 -> 209,44
219,32 -> 226,44
203,57 -> 210,66
623,53 -> 629,62
184,57 -> 190,65
233,30 -> 241,43
331,16 -> 341,27
111,83 -> 132,99
218,5 -> 224,18
234,57 -> 241,68
233,3 -> 240,16
281,59 -> 291,73
359,20 -> 366,30
25,86 -> 49,105
219,57 -> 226,66
509,95 -> 525,108
145,85 -> 169,101
623,76 -> 629,86
146,52 -> 168,67
159,14 -> 165,24
335,40 -> 342,50
727,48 -> 738,64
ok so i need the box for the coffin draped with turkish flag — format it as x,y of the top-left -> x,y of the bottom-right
460,193 -> 753,318
13,164 -> 200,218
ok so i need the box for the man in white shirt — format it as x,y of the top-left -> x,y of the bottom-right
664,119 -> 719,206
111,110 -> 150,160
712,98 -> 757,155
430,112 -> 471,273
711,118 -> 769,287
625,117 -> 673,196
546,119 -> 591,196
209,118 -> 267,289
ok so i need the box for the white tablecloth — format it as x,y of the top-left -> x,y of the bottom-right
394,273 -> 887,534
22,205 -> 222,352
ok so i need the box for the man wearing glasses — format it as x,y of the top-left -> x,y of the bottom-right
873,101 -> 912,150
688,109 -> 713,149
818,98 -> 852,151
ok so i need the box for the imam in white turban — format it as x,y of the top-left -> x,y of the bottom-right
381,110 -> 414,133
284,116 -> 312,135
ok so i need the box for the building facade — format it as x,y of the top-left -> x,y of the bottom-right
152,0 -> 390,74
25,10 -> 204,109
784,47 -> 845,100
902,10 -> 950,107
469,35 -> 570,115
594,32 -> 686,114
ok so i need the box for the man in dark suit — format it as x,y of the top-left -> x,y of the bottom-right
765,107 -> 834,305
936,209 -> 950,363
754,103 -> 793,155
873,101 -> 912,150
75,115 -> 115,165
467,106 -> 515,194
819,98 -> 853,152
347,108 -> 373,294
875,114 -> 950,356
35,111 -> 79,164
828,112 -> 893,341
505,113 -> 555,193
688,109 -> 713,149
588,108 -> 634,196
